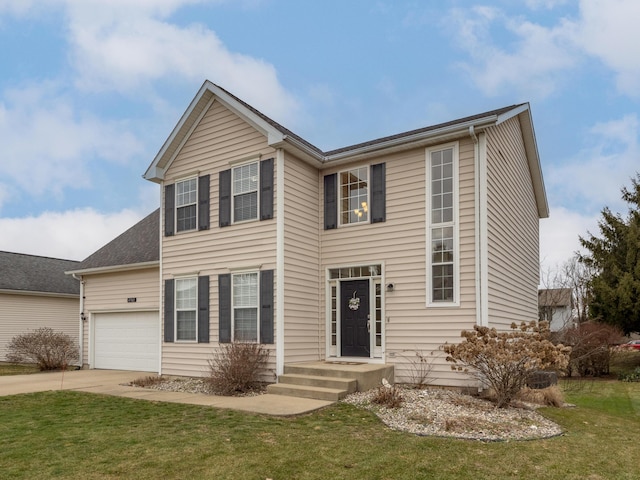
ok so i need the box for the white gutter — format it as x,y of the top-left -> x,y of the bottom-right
72,273 -> 84,368
275,148 -> 285,376
66,260 -> 159,276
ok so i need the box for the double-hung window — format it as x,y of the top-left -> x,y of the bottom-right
175,277 -> 197,341
232,272 -> 258,342
233,162 -> 258,222
339,166 -> 369,225
176,178 -> 197,232
427,144 -> 458,305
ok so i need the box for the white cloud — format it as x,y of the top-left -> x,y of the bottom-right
545,114 -> 640,214
63,0 -> 300,124
539,205 -> 596,270
0,82 -> 144,205
447,7 -> 578,98
0,207 -> 147,260
571,0 -> 640,96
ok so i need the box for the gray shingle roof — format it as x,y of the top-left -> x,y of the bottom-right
74,209 -> 159,271
0,251 -> 80,295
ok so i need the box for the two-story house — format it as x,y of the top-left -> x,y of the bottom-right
70,81 -> 548,389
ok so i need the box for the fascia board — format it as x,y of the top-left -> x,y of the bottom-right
516,108 -> 549,219
66,261 -> 159,276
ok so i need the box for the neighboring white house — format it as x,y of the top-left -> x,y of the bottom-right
0,251 -> 80,361
539,288 -> 574,332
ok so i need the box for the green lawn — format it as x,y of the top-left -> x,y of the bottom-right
0,363 -> 39,376
0,381 -> 639,480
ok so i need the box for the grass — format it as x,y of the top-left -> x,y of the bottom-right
1,381 -> 639,479
0,362 -> 39,376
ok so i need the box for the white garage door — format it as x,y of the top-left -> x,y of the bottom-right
93,311 -> 159,372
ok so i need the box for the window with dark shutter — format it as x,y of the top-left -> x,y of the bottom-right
260,270 -> 274,344
164,184 -> 175,237
164,279 -> 174,342
371,163 -> 386,223
197,275 -> 210,343
324,173 -> 337,230
218,274 -> 231,343
198,175 -> 210,231
260,158 -> 274,220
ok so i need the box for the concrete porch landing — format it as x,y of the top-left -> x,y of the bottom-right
267,361 -> 394,402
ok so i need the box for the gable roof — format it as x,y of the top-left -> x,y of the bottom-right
0,251 -> 80,296
144,80 -> 548,217
68,209 -> 159,275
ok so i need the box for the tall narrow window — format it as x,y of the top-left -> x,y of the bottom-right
175,277 -> 197,341
233,272 -> 258,342
339,167 -> 369,225
428,145 -> 458,305
176,178 -> 197,232
233,162 -> 258,222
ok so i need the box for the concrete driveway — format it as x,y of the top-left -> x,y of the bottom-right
0,369 -> 333,416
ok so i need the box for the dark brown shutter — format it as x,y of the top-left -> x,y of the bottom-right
164,184 -> 175,236
219,169 -> 231,227
324,173 -> 337,230
164,279 -> 174,342
198,175 -> 210,230
218,274 -> 231,343
260,158 -> 274,220
371,163 -> 386,223
197,275 -> 210,343
260,270 -> 274,344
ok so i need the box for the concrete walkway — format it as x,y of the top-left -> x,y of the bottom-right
0,369 -> 333,416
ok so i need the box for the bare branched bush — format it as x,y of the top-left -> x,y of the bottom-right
371,383 -> 404,408
442,321 -> 571,408
517,386 -> 565,407
400,349 -> 436,388
207,342 -> 269,395
7,327 -> 78,371
555,322 -> 623,377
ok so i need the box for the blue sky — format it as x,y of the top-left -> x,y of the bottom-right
0,0 -> 639,273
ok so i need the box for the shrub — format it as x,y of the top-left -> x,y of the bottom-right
517,386 -> 565,407
130,375 -> 165,387
400,349 -> 436,388
619,367 -> 640,382
371,383 -> 404,408
442,321 -> 571,408
555,322 -> 623,377
207,342 -> 269,395
6,327 -> 78,371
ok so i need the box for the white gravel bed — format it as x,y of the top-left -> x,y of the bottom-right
342,387 -> 564,441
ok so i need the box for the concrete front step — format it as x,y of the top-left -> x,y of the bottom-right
284,362 -> 394,392
266,383 -> 349,401
277,373 -> 357,393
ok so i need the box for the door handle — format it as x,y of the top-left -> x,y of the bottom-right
367,319 -> 371,333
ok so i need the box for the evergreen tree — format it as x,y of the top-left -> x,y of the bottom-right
579,174 -> 640,334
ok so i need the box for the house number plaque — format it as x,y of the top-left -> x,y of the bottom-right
127,297 -> 137,303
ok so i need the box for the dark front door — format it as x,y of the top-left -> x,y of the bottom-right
341,279 -> 370,357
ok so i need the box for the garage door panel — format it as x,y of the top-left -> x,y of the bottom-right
94,312 -> 159,372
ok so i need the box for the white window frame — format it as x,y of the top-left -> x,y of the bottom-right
232,161 -> 259,223
338,166 -> 370,227
175,176 -> 198,233
426,142 -> 460,307
232,271 -> 260,342
175,276 -> 198,342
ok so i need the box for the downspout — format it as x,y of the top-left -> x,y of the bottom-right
72,273 -> 84,368
469,126 -> 489,327
275,148 -> 285,376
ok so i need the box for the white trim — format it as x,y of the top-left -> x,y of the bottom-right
426,142 -> 460,308
0,288 -> 78,299
158,184 -> 164,375
175,176 -> 198,234
336,165 -> 371,227
275,148 -> 285,375
231,271 -> 260,343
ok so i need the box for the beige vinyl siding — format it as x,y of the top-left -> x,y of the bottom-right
282,152 -> 322,363
485,117 -> 540,328
81,267 -> 159,366
0,293 -> 79,362
161,99 -> 278,377
320,138 -> 478,386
